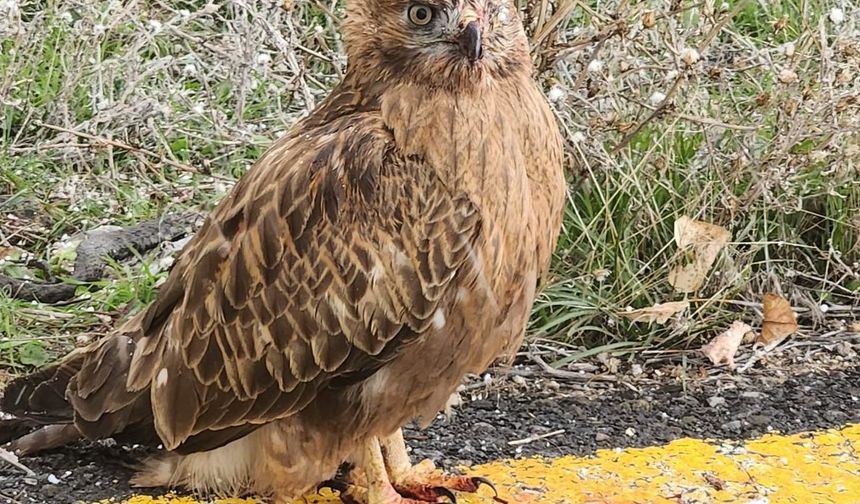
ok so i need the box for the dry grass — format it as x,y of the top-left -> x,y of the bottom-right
0,0 -> 858,369
525,0 -> 860,355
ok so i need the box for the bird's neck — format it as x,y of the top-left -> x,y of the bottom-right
380,77 -> 537,208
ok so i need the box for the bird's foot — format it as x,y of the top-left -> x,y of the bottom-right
390,459 -> 503,503
318,479 -> 453,504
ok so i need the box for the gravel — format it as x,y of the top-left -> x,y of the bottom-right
1,365 -> 858,503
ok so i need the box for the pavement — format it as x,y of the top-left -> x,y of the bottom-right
2,361 -> 859,504
113,423 -> 860,504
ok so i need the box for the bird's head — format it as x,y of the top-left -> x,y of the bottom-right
343,0 -> 531,90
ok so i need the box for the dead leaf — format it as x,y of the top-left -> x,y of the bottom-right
0,246 -> 24,261
621,300 -> 690,324
757,293 -> 798,348
848,321 -> 860,333
703,472 -> 726,491
668,216 -> 731,293
701,320 -> 752,370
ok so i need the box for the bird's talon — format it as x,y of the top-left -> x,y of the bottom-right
471,476 -> 497,496
317,479 -> 349,493
433,486 -> 457,503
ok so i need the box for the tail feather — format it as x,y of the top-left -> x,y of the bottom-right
1,334 -> 154,454
7,424 -> 81,455
0,417 -> 39,445
1,349 -> 86,421
0,354 -> 83,454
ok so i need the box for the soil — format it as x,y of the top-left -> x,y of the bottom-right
1,364 -> 859,504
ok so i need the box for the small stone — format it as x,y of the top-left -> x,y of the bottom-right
511,375 -> 527,386
625,427 -> 636,437
749,415 -> 770,427
741,391 -> 763,399
473,421 -> 494,431
835,341 -> 857,358
595,432 -> 610,442
546,380 -> 561,391
721,420 -> 742,432
42,484 -> 60,497
631,363 -> 644,376
649,91 -> 667,106
471,400 -> 493,410
681,415 -> 698,426
778,68 -> 798,84
823,410 -> 846,422
708,396 -> 726,408
47,474 -> 60,485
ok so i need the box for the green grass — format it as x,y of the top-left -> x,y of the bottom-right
1,0 -> 858,374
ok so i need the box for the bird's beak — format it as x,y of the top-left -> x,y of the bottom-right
457,11 -> 483,64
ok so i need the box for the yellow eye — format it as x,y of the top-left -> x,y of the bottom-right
408,4 -> 433,26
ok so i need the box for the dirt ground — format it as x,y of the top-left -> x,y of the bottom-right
1,358 -> 858,504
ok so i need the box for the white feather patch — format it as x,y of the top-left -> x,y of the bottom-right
156,368 -> 169,387
432,308 -> 446,329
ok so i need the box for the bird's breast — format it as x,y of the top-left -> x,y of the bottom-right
381,82 -> 546,298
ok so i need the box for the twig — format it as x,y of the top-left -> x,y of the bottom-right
527,351 -> 617,382
530,0 -> 580,50
508,429 -> 566,446
0,447 -> 35,477
610,0 -> 752,154
610,73 -> 685,155
34,121 -> 230,180
731,331 -> 845,373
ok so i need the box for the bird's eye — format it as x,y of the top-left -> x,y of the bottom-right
408,4 -> 434,26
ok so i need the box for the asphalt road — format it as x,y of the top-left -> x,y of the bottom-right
1,364 -> 858,503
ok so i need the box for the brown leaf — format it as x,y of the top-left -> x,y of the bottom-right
757,293 -> 798,347
668,216 -> 731,293
621,300 -> 690,324
701,321 -> 752,370
703,472 -> 726,491
848,321 -> 860,333
0,246 -> 23,261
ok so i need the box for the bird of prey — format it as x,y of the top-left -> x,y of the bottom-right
0,0 -> 565,502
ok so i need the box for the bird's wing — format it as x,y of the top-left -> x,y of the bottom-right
68,114 -> 482,452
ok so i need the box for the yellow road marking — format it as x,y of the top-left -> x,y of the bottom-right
111,423 -> 860,504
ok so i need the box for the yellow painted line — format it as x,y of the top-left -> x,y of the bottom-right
111,423 -> 860,504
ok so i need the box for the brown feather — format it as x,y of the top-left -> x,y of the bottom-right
1,1 -> 565,499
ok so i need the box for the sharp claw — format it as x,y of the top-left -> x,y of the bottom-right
434,486 -> 457,503
317,479 -> 349,493
472,476 -> 498,496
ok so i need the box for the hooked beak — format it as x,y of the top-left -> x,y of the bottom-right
457,19 -> 483,64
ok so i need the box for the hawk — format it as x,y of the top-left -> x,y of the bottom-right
0,0 -> 565,502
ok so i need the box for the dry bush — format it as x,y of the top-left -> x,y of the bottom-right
0,0 -> 858,361
527,0 -> 860,350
